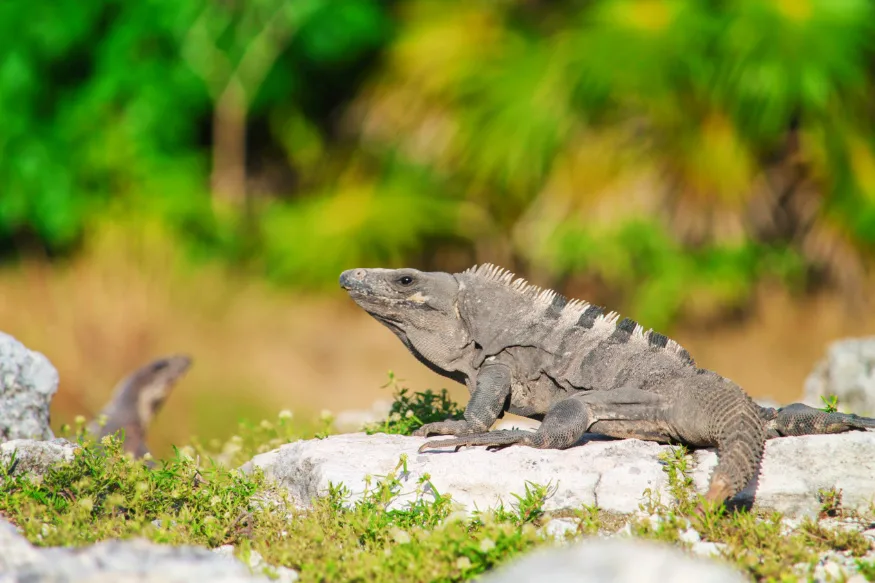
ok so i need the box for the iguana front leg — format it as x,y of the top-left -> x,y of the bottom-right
413,362 -> 511,437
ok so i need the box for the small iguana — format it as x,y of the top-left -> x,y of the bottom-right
340,264 -> 875,505
86,355 -> 192,458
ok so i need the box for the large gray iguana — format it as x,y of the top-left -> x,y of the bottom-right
339,264 -> 875,505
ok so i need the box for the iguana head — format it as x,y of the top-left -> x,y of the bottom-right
340,268 -> 473,379
100,355 -> 192,427
93,354 -> 192,458
128,355 -> 192,427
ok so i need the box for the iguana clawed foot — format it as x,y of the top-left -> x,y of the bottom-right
417,429 -> 535,453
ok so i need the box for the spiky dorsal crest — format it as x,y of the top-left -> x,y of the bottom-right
461,263 -> 693,365
464,263 -> 564,306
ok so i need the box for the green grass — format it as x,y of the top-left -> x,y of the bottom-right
1,381 -> 873,582
1,436 -> 262,549
0,432 -> 547,582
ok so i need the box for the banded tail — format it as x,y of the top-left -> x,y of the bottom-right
759,402 -> 875,438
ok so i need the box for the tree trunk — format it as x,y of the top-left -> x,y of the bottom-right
211,80 -> 247,207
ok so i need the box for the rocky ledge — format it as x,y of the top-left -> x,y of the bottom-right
243,430 -> 875,519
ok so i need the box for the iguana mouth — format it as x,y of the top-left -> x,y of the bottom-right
371,314 -> 410,342
373,313 -> 403,326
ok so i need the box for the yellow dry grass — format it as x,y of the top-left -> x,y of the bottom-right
0,220 -> 451,456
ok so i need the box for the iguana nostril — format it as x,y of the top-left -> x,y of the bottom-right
339,269 -> 366,289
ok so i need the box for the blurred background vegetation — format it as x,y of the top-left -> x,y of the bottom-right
2,0 -> 875,455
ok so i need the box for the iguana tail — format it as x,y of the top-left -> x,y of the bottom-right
87,355 -> 192,458
758,402 -> 875,438
701,388 -> 767,503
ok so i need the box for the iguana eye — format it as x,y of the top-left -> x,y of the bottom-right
397,276 -> 414,286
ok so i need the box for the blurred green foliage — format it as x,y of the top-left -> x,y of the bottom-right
2,0 -> 875,327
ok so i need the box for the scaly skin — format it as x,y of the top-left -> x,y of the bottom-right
340,264 -> 875,505
759,402 -> 875,437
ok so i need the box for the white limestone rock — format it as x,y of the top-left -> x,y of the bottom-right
804,336 -> 875,415
477,537 -> 747,583
243,432 -> 671,515
0,518 -> 278,583
244,431 -> 875,519
0,332 -> 59,442
0,438 -> 79,478
213,545 -> 299,583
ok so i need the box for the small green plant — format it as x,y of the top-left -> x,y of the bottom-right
817,487 -> 844,519
492,481 -> 556,526
657,446 -> 696,513
799,518 -> 872,557
573,504 -> 601,536
351,454 -> 455,539
856,558 -> 875,582
820,395 -> 840,413
365,372 -> 465,436
314,410 -> 336,440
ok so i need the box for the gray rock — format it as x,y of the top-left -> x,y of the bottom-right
244,432 -> 875,519
0,519 -> 45,571
690,541 -> 724,558
804,337 -> 875,415
0,438 -> 79,478
0,332 -> 59,442
811,551 -> 858,583
0,518 -> 277,583
477,537 -> 747,583
678,527 -> 701,544
213,545 -> 299,582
